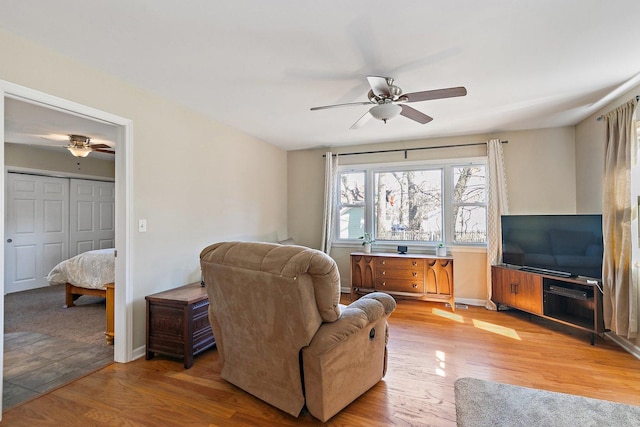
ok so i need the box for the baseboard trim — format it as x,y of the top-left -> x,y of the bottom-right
455,298 -> 486,307
132,345 -> 147,361
605,332 -> 640,361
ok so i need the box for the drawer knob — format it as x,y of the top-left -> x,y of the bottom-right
381,271 -> 386,275
412,261 -> 418,266
381,282 -> 386,286
382,260 -> 386,265
412,272 -> 418,277
412,283 -> 418,288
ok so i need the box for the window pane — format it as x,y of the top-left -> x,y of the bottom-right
453,166 -> 486,203
453,205 -> 487,243
339,207 -> 364,239
340,172 -> 365,205
374,170 -> 442,242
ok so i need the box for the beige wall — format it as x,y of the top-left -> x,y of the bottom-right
0,29 -> 288,352
288,127 -> 578,303
575,102 -> 607,214
5,142 -> 115,178
503,127 -> 577,214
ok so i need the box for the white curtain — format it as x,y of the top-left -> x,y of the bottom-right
486,139 -> 509,310
320,152 -> 339,254
602,98 -> 638,339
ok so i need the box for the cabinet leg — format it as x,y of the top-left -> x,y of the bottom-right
590,333 -> 595,346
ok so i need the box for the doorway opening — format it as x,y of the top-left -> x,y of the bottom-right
1,81 -> 132,415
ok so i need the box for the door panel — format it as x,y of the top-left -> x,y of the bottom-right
5,173 -> 69,293
14,245 -> 36,281
69,179 -> 115,256
43,242 -> 65,274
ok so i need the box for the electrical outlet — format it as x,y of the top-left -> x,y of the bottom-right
138,219 -> 147,232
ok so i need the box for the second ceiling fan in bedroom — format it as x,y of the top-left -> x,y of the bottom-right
65,134 -> 115,158
310,76 -> 467,129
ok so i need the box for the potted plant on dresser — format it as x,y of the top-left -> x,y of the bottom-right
359,233 -> 375,254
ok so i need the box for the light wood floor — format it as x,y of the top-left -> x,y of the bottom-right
3,297 -> 640,426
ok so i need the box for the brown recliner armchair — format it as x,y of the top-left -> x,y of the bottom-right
200,241 -> 396,422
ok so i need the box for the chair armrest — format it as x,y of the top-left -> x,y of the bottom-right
308,292 -> 396,352
302,292 -> 395,421
355,292 -> 396,315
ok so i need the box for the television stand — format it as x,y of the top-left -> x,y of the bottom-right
492,265 -> 604,345
519,266 -> 572,278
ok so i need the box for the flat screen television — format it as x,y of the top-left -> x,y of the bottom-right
501,214 -> 603,280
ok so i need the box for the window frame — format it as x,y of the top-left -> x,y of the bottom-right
335,157 -> 488,248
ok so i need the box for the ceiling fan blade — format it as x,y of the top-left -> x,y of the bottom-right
92,148 -> 115,154
399,105 -> 433,124
402,86 -> 467,103
310,101 -> 372,111
349,110 -> 372,130
89,143 -> 112,149
367,76 -> 391,97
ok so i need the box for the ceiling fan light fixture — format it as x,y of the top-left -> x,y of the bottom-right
369,103 -> 402,123
66,134 -> 92,157
66,145 -> 91,157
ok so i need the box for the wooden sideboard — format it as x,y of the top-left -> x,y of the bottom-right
350,252 -> 455,310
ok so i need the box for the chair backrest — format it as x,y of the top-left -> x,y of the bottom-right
199,241 -> 342,416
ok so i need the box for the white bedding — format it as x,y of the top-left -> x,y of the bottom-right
47,248 -> 115,290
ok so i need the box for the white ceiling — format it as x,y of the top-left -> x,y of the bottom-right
4,98 -> 118,159
2,0 -> 640,152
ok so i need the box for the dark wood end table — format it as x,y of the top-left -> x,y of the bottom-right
145,282 -> 216,368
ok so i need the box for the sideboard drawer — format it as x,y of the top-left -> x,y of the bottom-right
375,278 -> 424,293
375,257 -> 423,269
376,267 -> 424,280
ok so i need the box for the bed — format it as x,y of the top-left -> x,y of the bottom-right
47,248 -> 115,345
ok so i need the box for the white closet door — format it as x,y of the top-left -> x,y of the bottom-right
5,173 -> 69,293
69,179 -> 115,256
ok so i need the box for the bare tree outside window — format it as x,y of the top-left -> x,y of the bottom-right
453,165 -> 487,243
374,170 -> 442,242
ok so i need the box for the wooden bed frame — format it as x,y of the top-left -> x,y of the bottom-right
64,283 -> 115,345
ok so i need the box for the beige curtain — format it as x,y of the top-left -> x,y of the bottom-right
486,139 -> 509,310
320,152 -> 339,254
603,98 -> 638,339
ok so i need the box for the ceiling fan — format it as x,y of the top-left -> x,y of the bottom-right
64,134 -> 115,158
310,76 -> 467,129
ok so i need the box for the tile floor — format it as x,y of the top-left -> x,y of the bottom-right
3,331 -> 113,410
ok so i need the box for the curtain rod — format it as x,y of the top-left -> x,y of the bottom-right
322,140 -> 508,158
596,95 -> 640,121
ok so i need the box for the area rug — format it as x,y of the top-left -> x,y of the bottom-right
455,377 -> 640,427
4,285 -> 107,346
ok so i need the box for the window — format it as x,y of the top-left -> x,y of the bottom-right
338,171 -> 365,239
374,169 -> 442,241
336,160 -> 487,246
452,165 -> 487,243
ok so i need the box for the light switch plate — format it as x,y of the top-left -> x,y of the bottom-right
138,219 -> 147,232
